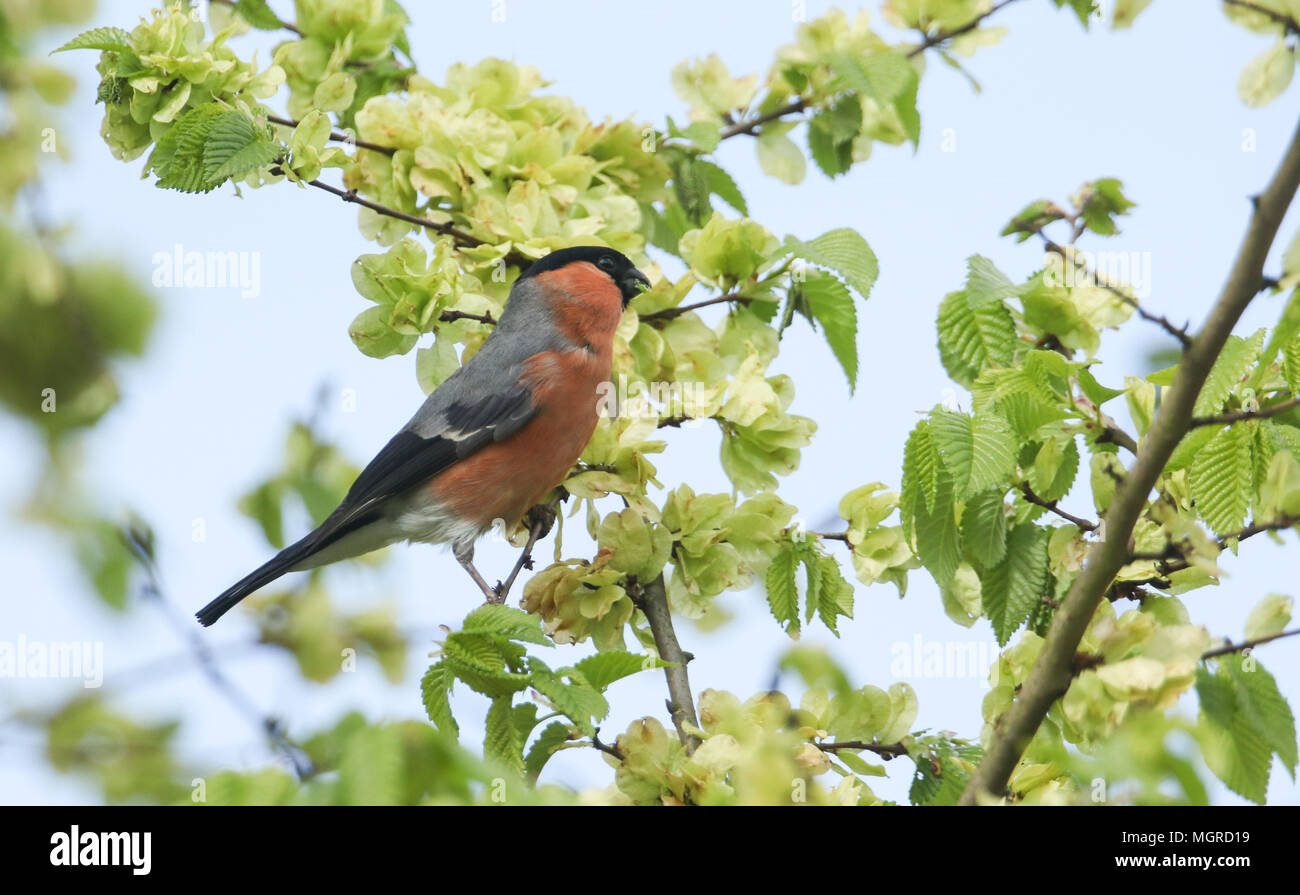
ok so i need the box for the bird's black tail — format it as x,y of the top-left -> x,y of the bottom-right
196,539 -> 315,627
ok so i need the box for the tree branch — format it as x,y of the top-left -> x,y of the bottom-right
716,0 -> 1022,141
121,525 -> 314,778
1123,513 -> 1300,587
1039,235 -> 1192,348
1019,482 -> 1098,532
959,112 -> 1300,805
1201,627 -> 1300,660
266,114 -> 395,156
631,574 -> 701,753
904,0 -> 1023,58
438,308 -> 496,326
1224,0 -> 1300,36
639,293 -> 752,321
815,739 -> 908,759
1190,395 -> 1300,427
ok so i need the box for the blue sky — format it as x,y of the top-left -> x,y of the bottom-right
2,0 -> 1298,804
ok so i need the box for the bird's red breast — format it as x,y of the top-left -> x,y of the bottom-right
424,261 -> 624,529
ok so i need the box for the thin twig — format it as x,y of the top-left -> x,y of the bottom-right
266,114 -> 395,156
815,739 -> 908,759
303,178 -> 484,248
631,574 -> 701,753
1019,482 -> 1098,532
1224,0 -> 1300,36
591,728 -> 625,760
960,111 -> 1300,805
438,309 -> 496,326
1190,395 -> 1300,427
639,294 -> 752,321
904,0 -> 1023,58
121,526 -> 313,778
1125,513 -> 1300,587
1201,627 -> 1300,660
1039,235 -> 1192,348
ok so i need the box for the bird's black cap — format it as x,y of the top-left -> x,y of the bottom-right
520,246 -> 649,306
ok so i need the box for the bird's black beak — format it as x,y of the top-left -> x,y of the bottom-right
621,268 -> 651,306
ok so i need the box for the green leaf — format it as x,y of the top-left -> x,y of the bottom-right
1078,178 -> 1135,237
202,110 -> 281,183
756,130 -> 806,184
51,26 -> 132,54
797,271 -> 858,390
812,552 -> 854,635
420,662 -> 458,736
573,651 -> 663,691
440,633 -> 531,698
766,544 -> 800,635
461,604 -> 551,646
1195,331 -> 1265,416
485,697 -> 525,774
1190,425 -> 1254,535
1001,199 -> 1066,242
911,469 -> 962,587
982,523 -> 1049,645
1077,367 -> 1125,406
928,409 -> 1018,499
524,722 -> 572,783
962,488 -> 1008,568
1238,41 -> 1296,108
235,0 -> 284,30
697,159 -> 748,214
826,50 -> 920,145
936,290 -> 1018,388
901,421 -> 942,522
1050,0 -> 1099,27
528,660 -> 608,735
807,99 -> 862,178
785,228 -> 879,301
964,255 -> 1018,308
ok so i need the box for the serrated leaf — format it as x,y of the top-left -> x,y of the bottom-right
982,523 -> 1049,645
235,0 -> 284,30
786,228 -> 878,301
573,651 -> 663,691
798,271 -> 858,390
51,26 -> 131,54
936,290 -> 1018,387
697,159 -> 748,214
524,722 -> 572,783
814,552 -> 854,635
929,408 -> 1018,499
202,110 -> 281,183
1194,331 -> 1265,416
756,130 -> 806,184
420,662 -> 458,736
901,421 -> 942,524
528,660 -> 608,735
1190,425 -> 1254,535
963,488 -> 1008,568
766,544 -> 800,635
911,469 -> 962,587
461,604 -> 552,645
485,696 -> 525,774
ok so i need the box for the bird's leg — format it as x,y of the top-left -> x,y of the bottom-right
453,542 -> 500,604
494,501 -> 557,602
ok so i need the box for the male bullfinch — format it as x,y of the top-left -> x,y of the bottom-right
196,246 -> 649,626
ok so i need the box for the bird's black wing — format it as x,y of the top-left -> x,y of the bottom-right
196,384 -> 537,626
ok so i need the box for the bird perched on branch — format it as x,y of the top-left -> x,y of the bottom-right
196,246 -> 649,627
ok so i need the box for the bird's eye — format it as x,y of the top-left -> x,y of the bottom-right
597,256 -> 616,271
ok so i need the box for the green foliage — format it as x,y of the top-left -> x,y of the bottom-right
1197,655 -> 1297,804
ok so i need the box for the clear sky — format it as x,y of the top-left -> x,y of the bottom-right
2,0 -> 1298,805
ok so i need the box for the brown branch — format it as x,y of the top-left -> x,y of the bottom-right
438,309 -> 496,326
631,574 -> 701,753
1019,482 -> 1098,532
302,178 -> 485,248
1191,395 -> 1300,428
590,728 -> 625,760
1124,513 -> 1300,588
212,0 -> 301,35
266,114 -> 395,156
1039,235 -> 1192,348
717,0 -> 1022,141
1201,627 -> 1300,660
639,294 -> 752,322
815,739 -> 908,759
904,0 -> 1023,58
959,112 -> 1300,805
1224,0 -> 1300,36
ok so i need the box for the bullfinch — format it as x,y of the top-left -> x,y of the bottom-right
196,246 -> 649,626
